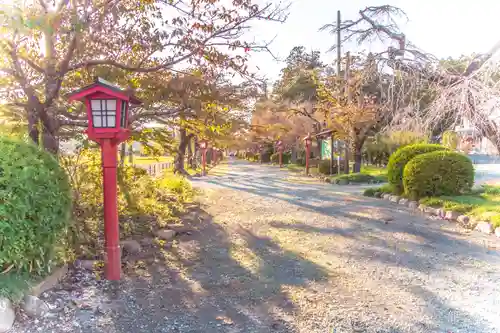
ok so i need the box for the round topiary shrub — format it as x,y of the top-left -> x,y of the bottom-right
0,136 -> 72,276
387,143 -> 448,194
403,150 -> 474,200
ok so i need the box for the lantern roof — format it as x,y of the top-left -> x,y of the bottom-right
67,77 -> 142,105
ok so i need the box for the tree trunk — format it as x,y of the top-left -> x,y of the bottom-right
351,140 -> 362,173
174,127 -> 190,176
343,140 -> 349,174
119,144 -> 126,167
350,133 -> 367,173
291,137 -> 299,163
41,118 -> 59,155
27,109 -> 40,146
187,135 -> 195,168
128,144 -> 134,165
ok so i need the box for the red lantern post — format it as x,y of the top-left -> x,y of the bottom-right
200,140 -> 208,175
68,77 -> 141,280
304,133 -> 312,175
276,140 -> 283,168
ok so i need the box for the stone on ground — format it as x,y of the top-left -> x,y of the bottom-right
0,298 -> 15,332
457,215 -> 470,225
120,239 -> 142,254
445,211 -> 460,220
155,229 -> 176,240
408,201 -> 418,209
398,198 -> 409,206
475,221 -> 493,234
22,295 -> 49,317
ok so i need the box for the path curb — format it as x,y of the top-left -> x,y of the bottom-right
366,193 -> 498,238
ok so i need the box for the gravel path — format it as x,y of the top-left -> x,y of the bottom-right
13,160 -> 500,333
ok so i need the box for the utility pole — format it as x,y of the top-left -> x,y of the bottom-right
336,10 -> 341,79
330,10 -> 341,175
344,51 -> 351,174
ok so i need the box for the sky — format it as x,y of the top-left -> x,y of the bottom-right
246,0 -> 500,81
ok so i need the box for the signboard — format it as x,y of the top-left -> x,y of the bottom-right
321,140 -> 331,160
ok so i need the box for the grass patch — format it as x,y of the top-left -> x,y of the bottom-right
324,165 -> 388,184
286,164 -> 304,173
361,165 -> 387,177
363,184 -> 394,197
419,185 -> 500,227
0,272 -> 34,303
330,172 -> 387,184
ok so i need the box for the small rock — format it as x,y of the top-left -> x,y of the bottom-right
398,198 -> 409,206
475,221 -> 493,234
408,201 -> 418,209
495,227 -> 500,237
0,298 -> 15,332
155,229 -> 176,240
139,237 -> 155,246
374,191 -> 382,198
22,295 -> 49,318
337,179 -> 349,185
390,195 -> 400,203
457,215 -> 470,225
77,260 -> 98,271
382,194 -> 391,200
418,204 -> 427,212
437,208 -> 446,218
445,211 -> 460,220
167,225 -> 193,235
120,239 -> 142,254
325,178 -> 332,183
423,206 -> 438,215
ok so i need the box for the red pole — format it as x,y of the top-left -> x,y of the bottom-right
305,144 -> 310,175
101,139 -> 121,280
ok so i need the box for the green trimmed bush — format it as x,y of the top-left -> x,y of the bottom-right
403,151 -> 474,200
363,188 -> 377,197
387,143 -> 448,194
0,136 -> 72,276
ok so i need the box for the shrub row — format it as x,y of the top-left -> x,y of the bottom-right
270,152 -> 291,165
385,143 -> 474,200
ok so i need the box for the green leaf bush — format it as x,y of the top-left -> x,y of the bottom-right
387,143 -> 448,194
61,148 -> 194,257
0,136 -> 72,276
403,151 -> 474,200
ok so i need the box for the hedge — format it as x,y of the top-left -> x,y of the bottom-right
318,159 -> 346,175
0,136 -> 72,277
270,152 -> 291,165
387,143 -> 448,194
403,150 -> 474,200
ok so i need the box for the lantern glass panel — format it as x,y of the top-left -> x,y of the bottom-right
120,101 -> 128,128
90,99 -> 117,128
